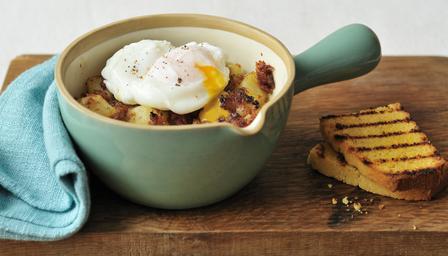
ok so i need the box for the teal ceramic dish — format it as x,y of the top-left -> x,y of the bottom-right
55,14 -> 381,209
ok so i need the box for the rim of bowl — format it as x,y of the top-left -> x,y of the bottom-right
55,13 -> 295,136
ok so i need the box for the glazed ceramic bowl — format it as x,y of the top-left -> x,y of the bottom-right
55,14 -> 381,209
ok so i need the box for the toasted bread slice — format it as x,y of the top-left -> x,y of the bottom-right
320,103 -> 447,192
308,143 -> 448,200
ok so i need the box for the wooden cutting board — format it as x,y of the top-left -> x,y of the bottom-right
2,55 -> 448,256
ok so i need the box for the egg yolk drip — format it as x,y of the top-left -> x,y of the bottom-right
196,64 -> 229,122
195,64 -> 227,99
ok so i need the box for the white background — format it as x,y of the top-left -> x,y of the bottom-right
1,0 -> 447,85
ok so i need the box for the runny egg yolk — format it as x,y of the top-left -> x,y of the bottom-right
196,64 -> 229,122
195,64 -> 227,100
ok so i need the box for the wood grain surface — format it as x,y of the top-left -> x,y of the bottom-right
2,55 -> 448,255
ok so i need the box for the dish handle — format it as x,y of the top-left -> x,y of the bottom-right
293,24 -> 381,94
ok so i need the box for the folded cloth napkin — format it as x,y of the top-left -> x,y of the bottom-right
0,56 -> 90,241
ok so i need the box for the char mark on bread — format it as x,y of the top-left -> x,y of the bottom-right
335,118 -> 411,130
334,130 -> 421,140
352,141 -> 431,152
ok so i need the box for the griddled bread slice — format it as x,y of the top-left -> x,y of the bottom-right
320,103 -> 447,192
307,143 -> 448,200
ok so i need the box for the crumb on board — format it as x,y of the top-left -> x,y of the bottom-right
353,202 -> 362,212
327,184 -> 333,189
332,198 -> 338,205
342,196 -> 349,205
398,214 -> 401,217
413,225 -> 417,230
378,204 -> 385,210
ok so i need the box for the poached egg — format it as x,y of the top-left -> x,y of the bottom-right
101,40 -> 229,114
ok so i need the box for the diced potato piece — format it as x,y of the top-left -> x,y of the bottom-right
228,63 -> 245,77
199,95 -> 229,123
127,106 -> 168,125
86,75 -> 113,100
127,106 -> 153,125
238,72 -> 268,105
78,95 -> 116,117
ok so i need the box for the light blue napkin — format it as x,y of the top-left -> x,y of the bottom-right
0,56 -> 90,241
